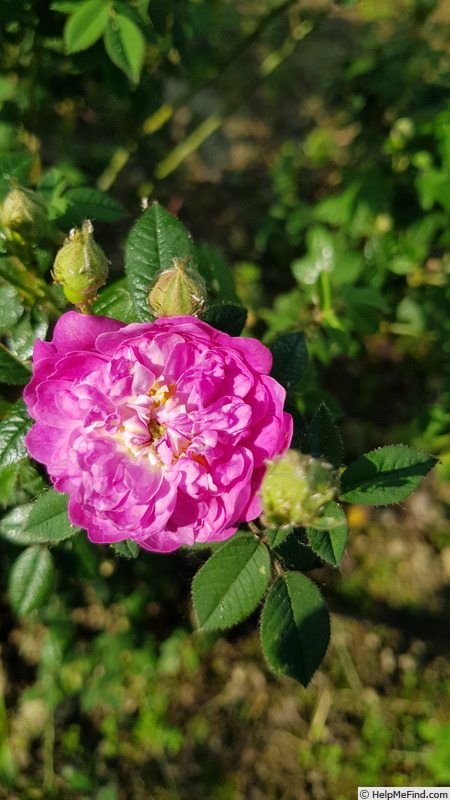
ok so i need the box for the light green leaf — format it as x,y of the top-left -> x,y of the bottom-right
24,490 -> 80,543
5,309 -> 48,361
0,462 -> 21,507
0,345 -> 31,385
0,398 -> 33,468
270,331 -> 308,390
307,502 -> 348,566
0,285 -> 24,333
0,504 -> 35,545
192,534 -> 271,630
92,278 -> 136,323
64,0 -> 110,53
8,546 -> 54,616
104,12 -> 145,82
201,304 -> 247,337
125,202 -> 196,321
260,572 -> 330,685
340,445 -> 437,505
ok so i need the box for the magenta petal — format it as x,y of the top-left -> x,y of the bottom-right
52,311 -> 124,354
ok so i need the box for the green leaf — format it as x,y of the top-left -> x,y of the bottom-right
0,399 -> 33,468
24,490 -> 80,543
0,462 -> 21,507
0,285 -> 24,333
273,528 -> 323,572
197,243 -> 239,303
0,503 -> 36,545
125,202 -> 196,321
92,278 -> 136,323
270,331 -> 308,390
192,534 -> 271,630
0,344 -> 31,385
305,402 -> 343,468
307,502 -> 348,566
339,445 -> 437,506
57,186 -> 127,228
8,546 -> 54,616
64,0 -> 110,53
260,572 -> 330,685
104,12 -> 145,82
5,309 -> 48,361
112,538 -> 140,559
0,153 -> 35,199
201,304 -> 247,337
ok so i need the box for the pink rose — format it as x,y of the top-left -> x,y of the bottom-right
24,312 -> 293,552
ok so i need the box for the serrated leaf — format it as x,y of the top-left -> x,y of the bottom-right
307,502 -> 348,565
273,528 -> 323,572
0,503 -> 35,544
0,285 -> 24,333
260,572 -> 330,685
197,243 -> 239,303
8,546 -> 54,616
192,534 -> 271,630
0,398 -> 33,468
0,153 -> 35,199
64,0 -> 109,53
125,202 -> 196,321
24,489 -> 80,543
104,13 -> 145,82
270,331 -> 308,390
305,402 -> 343,468
112,538 -> 140,558
0,344 -> 31,385
266,527 -> 292,548
92,278 -> 136,323
340,445 -> 437,505
57,186 -> 127,228
201,304 -> 247,336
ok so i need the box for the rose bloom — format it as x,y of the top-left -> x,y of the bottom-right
24,312 -> 292,552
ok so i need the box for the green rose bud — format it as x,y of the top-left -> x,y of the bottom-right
52,220 -> 108,311
1,182 -> 48,242
147,257 -> 207,318
261,450 -> 338,528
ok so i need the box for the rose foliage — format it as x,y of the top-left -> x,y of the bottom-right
24,312 -> 292,552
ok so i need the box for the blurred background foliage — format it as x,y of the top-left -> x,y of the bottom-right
1,0 -> 450,797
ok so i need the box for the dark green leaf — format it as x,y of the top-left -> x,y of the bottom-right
307,502 -> 348,566
0,398 -> 33,468
64,0 -> 109,53
274,528 -> 323,571
112,538 -> 140,559
0,462 -> 21,507
201,304 -> 247,336
197,243 -> 239,303
125,202 -> 196,321
104,12 -> 145,82
24,490 -> 80,543
0,154 -> 35,199
92,278 -> 136,323
0,285 -> 24,333
305,402 -> 343,468
0,344 -> 31,385
260,572 -> 330,685
340,446 -> 437,505
192,534 -> 271,630
270,332 -> 308,390
57,186 -> 127,228
9,546 -> 54,616
5,309 -> 48,360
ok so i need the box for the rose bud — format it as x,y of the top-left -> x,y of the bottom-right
261,450 -> 338,528
1,182 -> 48,242
147,256 -> 207,318
52,220 -> 108,311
